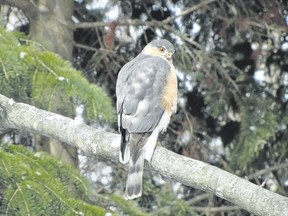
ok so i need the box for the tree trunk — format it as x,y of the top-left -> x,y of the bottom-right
0,0 -> 78,166
29,0 -> 74,61
30,0 -> 77,166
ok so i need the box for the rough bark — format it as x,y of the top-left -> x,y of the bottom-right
0,93 -> 287,216
0,0 -> 74,61
0,0 -> 38,20
28,0 -> 74,61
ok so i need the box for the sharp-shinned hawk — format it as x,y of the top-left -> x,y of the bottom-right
116,39 -> 178,199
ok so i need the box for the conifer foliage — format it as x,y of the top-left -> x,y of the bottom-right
0,144 -> 106,215
0,28 -> 115,123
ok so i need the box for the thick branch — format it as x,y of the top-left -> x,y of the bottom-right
0,93 -> 288,216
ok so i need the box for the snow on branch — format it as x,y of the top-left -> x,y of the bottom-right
0,93 -> 287,216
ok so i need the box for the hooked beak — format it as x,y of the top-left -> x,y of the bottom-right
166,52 -> 173,61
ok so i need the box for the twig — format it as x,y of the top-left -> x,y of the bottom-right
249,21 -> 288,33
246,162 -> 288,180
73,42 -> 98,52
75,0 -> 216,31
162,0 -> 217,24
192,205 -> 243,213
188,193 -> 214,206
75,19 -> 149,28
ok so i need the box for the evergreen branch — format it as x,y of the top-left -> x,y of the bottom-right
0,145 -> 101,215
14,151 -> 49,176
0,28 -> 115,123
1,159 -> 9,173
67,172 -> 89,194
15,146 -> 89,194
5,182 -> 18,216
209,53 -> 242,99
0,57 -> 9,81
16,183 -> 30,215
43,184 -> 79,215
0,93 -> 288,216
37,59 -> 58,77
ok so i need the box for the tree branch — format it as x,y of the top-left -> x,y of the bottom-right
0,93 -> 288,216
75,19 -> 203,49
162,0 -> 216,24
192,205 -> 243,213
246,162 -> 288,180
74,0 -> 217,29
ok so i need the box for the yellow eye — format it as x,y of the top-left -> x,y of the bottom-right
159,47 -> 165,52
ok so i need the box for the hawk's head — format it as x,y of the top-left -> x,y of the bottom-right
142,39 -> 175,61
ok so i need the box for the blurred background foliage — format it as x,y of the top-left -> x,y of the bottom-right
0,144 -> 107,216
0,0 -> 288,215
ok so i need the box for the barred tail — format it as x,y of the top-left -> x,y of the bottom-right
125,154 -> 144,199
124,133 -> 150,199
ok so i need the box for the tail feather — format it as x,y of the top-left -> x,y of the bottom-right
119,127 -> 130,164
125,155 -> 144,199
124,133 -> 150,199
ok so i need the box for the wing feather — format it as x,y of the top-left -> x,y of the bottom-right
116,54 -> 171,133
